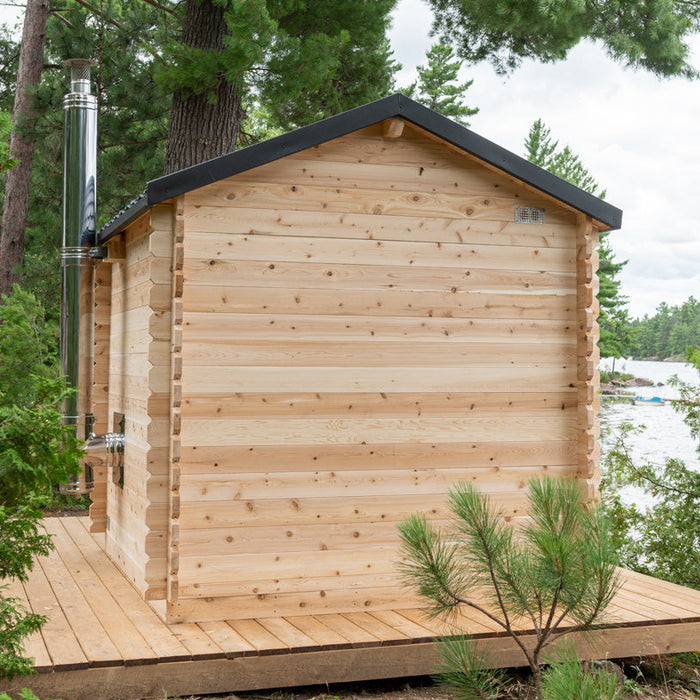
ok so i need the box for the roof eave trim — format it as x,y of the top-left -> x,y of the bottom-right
97,92 -> 622,241
98,192 -> 150,244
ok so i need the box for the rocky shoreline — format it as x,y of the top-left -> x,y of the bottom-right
601,375 -> 658,395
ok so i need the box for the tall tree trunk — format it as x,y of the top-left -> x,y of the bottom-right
0,0 -> 50,299
164,0 -> 244,174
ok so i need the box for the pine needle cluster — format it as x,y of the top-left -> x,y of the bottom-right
398,476 -> 620,697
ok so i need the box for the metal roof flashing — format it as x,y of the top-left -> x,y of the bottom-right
97,93 -> 622,244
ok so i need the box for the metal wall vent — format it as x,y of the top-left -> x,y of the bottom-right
514,206 -> 545,224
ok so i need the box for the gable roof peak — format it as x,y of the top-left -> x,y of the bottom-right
98,92 -> 621,242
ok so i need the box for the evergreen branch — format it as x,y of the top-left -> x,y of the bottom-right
534,581 -> 563,654
50,11 -> 74,28
71,0 -> 125,30
496,558 -> 542,640
101,137 -> 167,149
139,0 -> 180,18
450,593 -> 538,672
452,485 -> 515,632
611,434 -> 695,498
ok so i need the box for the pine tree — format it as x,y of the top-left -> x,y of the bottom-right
162,0 -> 400,172
427,0 -> 699,77
398,476 -> 619,699
0,0 -> 50,299
406,43 -> 478,125
0,0 -> 177,312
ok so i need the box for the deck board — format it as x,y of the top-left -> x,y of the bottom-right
257,616 -> 320,652
286,615 -> 353,649
41,518 -> 145,666
342,611 -> 411,645
197,620 -> 255,657
229,618 -> 290,655
1,516 -> 699,700
2,577 -> 52,672
61,516 -> 189,662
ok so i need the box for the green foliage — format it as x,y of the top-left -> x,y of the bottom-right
0,689 -> 61,700
541,645 -> 623,700
405,43 -> 478,125
0,111 -> 16,172
525,119 -> 605,197
0,285 -> 58,401
0,1 -> 177,315
239,102 -> 286,146
524,119 -> 633,359
398,476 -> 620,697
601,347 -> 700,590
257,0 -> 399,131
0,592 -> 46,681
0,506 -> 54,582
427,0 -> 699,77
158,0 -> 400,135
433,635 -> 506,699
0,287 -> 82,680
674,346 -> 700,444
599,369 -> 634,385
628,296 -> 700,359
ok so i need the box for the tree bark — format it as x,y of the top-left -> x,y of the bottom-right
0,0 -> 51,299
164,0 -> 244,174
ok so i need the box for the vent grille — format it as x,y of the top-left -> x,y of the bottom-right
70,62 -> 91,83
515,206 -> 545,224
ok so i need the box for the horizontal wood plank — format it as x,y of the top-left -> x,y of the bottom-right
182,312 -> 577,343
184,231 -> 574,273
184,257 -> 575,295
185,204 -> 576,248
178,489 -> 549,530
183,285 -> 576,320
180,391 -> 576,421
180,365 -> 577,395
181,341 -> 577,367
179,464 -> 574,502
187,180 -> 574,226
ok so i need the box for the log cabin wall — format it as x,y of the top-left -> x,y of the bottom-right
87,261 -> 112,532
164,121 -> 600,624
104,207 -> 174,601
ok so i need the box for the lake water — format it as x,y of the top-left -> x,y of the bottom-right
599,358 -> 699,474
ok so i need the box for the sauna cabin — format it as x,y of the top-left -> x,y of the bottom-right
86,93 -> 622,625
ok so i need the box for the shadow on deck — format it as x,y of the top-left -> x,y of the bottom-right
1,516 -> 699,700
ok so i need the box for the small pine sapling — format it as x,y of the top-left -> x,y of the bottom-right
541,644 -> 623,700
398,476 -> 620,699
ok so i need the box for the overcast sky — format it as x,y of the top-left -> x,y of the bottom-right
2,0 -> 698,319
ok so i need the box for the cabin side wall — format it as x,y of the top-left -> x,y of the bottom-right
167,122 -> 596,623
105,207 -> 174,600
87,261 -> 112,532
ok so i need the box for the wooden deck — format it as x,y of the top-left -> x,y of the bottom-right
1,516 -> 699,700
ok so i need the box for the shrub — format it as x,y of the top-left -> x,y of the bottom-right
398,476 -> 620,699
0,287 -> 82,679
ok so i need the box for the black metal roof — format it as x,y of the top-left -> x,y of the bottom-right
98,93 -> 622,243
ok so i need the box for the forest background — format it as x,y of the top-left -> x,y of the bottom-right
0,0 -> 698,360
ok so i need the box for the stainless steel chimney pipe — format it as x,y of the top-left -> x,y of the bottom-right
60,59 -> 123,495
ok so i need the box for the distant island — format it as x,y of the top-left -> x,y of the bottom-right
621,296 -> 700,360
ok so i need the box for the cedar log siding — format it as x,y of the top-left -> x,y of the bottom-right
164,122 -> 601,623
105,207 -> 173,601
